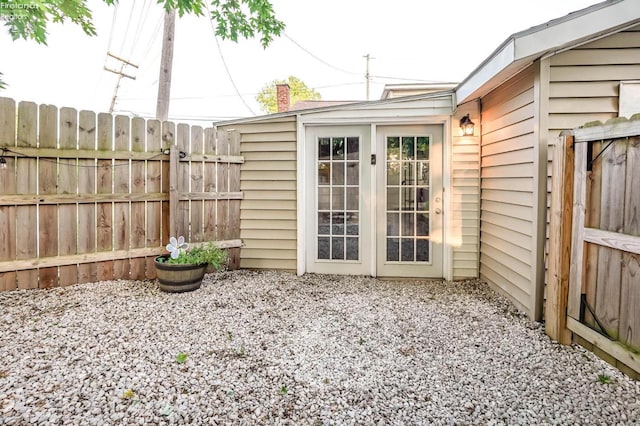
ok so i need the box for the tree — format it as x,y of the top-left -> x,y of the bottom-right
0,0 -> 284,88
256,76 -> 321,113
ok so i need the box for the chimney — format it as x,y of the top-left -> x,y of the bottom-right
276,83 -> 290,112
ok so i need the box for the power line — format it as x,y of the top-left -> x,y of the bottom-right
205,6 -> 256,116
371,75 -> 450,83
283,33 -> 360,76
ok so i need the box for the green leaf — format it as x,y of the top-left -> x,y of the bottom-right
175,352 -> 189,364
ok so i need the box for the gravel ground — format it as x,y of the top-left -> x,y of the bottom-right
0,270 -> 639,425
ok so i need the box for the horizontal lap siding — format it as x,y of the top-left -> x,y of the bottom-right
548,25 -> 640,132
219,117 -> 297,271
544,25 -> 640,310
451,118 -> 480,279
480,66 -> 536,315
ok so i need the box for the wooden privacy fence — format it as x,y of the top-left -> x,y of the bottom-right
0,97 -> 242,291
547,117 -> 640,377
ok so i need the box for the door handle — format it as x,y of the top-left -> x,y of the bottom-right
435,208 -> 442,214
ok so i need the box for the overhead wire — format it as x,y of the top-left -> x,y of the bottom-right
205,5 -> 256,115
118,0 -> 137,55
283,33 -> 361,76
284,32 -> 453,84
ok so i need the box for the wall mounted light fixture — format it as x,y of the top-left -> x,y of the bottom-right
0,148 -> 7,169
459,114 -> 475,136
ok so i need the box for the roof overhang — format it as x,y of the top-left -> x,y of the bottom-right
456,0 -> 640,104
215,90 -> 455,126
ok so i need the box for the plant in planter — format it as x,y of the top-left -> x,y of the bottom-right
154,236 -> 227,293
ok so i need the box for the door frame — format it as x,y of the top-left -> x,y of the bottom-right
296,115 -> 453,280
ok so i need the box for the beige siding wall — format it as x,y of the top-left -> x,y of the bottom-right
544,25 -> 640,313
219,117 -> 297,271
452,102 -> 480,279
548,24 -> 640,135
480,66 -> 537,315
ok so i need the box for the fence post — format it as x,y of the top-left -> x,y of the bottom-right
546,132 -> 574,345
169,145 -> 179,239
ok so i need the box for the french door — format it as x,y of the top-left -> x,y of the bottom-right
305,124 -> 442,277
375,125 -> 443,277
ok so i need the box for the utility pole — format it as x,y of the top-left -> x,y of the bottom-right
156,9 -> 176,121
363,53 -> 374,100
104,52 -> 138,113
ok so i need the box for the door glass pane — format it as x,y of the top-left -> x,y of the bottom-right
402,187 -> 415,211
416,188 -> 429,211
417,137 -> 429,160
318,187 -> 330,210
385,134 -> 430,263
332,187 -> 344,210
416,239 -> 429,262
347,137 -> 359,158
346,213 -> 359,235
346,237 -> 359,260
417,213 -> 429,236
387,238 -> 399,261
387,137 -> 400,160
387,213 -> 399,236
316,135 -> 359,262
318,237 -> 330,259
387,187 -> 399,211
318,212 -> 330,235
402,213 -> 414,236
387,162 -> 400,185
332,237 -> 344,259
346,187 -> 359,211
347,163 -> 359,185
332,213 -> 345,235
332,137 -> 344,160
417,161 -> 429,185
318,138 -> 331,160
332,162 -> 344,185
401,239 -> 414,261
402,163 -> 414,186
318,162 -> 330,185
402,137 -> 415,160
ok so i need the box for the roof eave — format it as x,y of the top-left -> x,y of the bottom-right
456,0 -> 639,104
214,90 -> 455,126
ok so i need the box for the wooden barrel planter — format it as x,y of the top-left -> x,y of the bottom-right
154,255 -> 208,293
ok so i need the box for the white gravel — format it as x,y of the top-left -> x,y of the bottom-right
0,270 -> 638,425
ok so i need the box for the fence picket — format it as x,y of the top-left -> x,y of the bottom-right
97,112 -> 114,281
190,126 -> 204,243
203,128 -> 217,241
130,117 -> 146,280
113,115 -> 131,279
15,102 -> 38,289
584,141 -> 603,328
176,123 -> 190,239
620,136 -> 640,350
0,97 -> 242,291
0,98 -> 17,290
146,119 -> 162,278
58,107 -> 79,286
77,110 -> 98,283
595,139 -> 627,339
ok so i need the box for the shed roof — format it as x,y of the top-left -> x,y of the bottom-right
456,0 -> 640,103
215,90 -> 455,126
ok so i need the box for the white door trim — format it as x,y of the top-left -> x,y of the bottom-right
296,115 -> 453,279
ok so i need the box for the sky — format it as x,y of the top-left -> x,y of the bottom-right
0,0 -> 601,124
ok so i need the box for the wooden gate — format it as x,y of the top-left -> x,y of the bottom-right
547,118 -> 640,376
